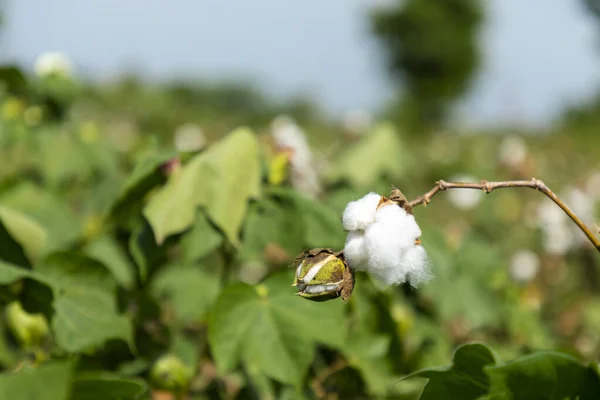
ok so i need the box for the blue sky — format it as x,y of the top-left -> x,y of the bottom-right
2,0 -> 600,127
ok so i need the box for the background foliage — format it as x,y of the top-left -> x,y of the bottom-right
0,49 -> 598,399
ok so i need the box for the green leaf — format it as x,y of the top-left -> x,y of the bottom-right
240,198 -> 304,263
405,343 -> 498,400
421,232 -> 503,328
36,252 -> 133,352
151,265 -> 220,324
0,259 -> 32,284
129,221 -> 165,282
0,205 -> 47,265
0,360 -> 74,400
144,127 -> 261,245
84,235 -> 135,289
208,271 -> 346,385
326,122 -> 411,188
269,188 -> 345,250
485,352 -> 600,400
70,373 -> 147,400
0,182 -> 81,251
109,153 -> 171,227
180,210 -> 223,263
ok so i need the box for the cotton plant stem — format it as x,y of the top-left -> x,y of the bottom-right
408,178 -> 600,252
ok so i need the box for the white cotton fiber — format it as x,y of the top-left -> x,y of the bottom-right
402,245 -> 432,287
343,231 -> 368,271
342,192 -> 382,231
342,194 -> 432,287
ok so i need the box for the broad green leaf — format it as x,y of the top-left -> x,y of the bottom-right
70,373 -> 147,400
345,330 -> 393,395
109,153 -> 172,227
485,352 -> 600,400
240,198 -> 304,263
326,122 -> 411,188
84,235 -> 135,289
151,265 -> 220,324
404,343 -> 498,400
180,210 -> 223,263
421,232 -> 502,328
0,182 -> 81,251
35,131 -> 93,187
36,252 -> 133,352
0,205 -> 47,265
144,127 -> 261,245
0,360 -> 74,400
129,221 -> 165,282
269,188 -> 345,249
209,271 -> 345,385
0,260 -> 32,284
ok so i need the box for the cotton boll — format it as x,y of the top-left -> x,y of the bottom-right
543,226 -> 574,255
342,192 -> 382,231
585,170 -> 600,198
402,245 -> 432,287
375,204 -> 422,240
509,249 -> 540,283
343,231 -> 368,271
174,123 -> 206,152
271,116 -> 321,198
498,136 -> 527,167
447,175 -> 483,211
34,52 -> 73,78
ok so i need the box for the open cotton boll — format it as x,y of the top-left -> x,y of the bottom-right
34,51 -> 73,78
375,204 -> 422,240
342,192 -> 382,231
509,249 -> 540,283
343,231 -> 368,271
402,245 -> 432,287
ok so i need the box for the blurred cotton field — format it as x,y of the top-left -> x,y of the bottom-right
0,1 -> 600,397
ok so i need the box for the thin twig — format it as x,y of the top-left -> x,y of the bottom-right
408,178 -> 600,252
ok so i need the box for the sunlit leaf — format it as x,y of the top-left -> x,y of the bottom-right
326,122 -> 411,188
144,127 -> 261,245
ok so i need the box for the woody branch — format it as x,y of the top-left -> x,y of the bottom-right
408,178 -> 600,252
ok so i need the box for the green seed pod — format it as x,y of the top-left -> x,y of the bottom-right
150,354 -> 193,394
291,248 -> 355,302
5,301 -> 49,349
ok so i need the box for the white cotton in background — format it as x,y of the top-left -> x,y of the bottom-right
447,175 -> 483,211
271,116 -> 321,199
565,187 -> 597,246
342,109 -> 373,136
342,192 -> 381,231
343,231 -> 368,271
585,170 -> 600,198
174,123 -> 206,152
34,51 -> 73,78
509,249 -> 540,283
498,135 -> 528,167
537,198 -> 574,255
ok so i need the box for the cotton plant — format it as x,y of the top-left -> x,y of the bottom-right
270,116 -> 321,199
34,51 -> 74,79
291,178 -> 600,302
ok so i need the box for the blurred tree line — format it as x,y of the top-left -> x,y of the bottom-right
371,0 -> 483,131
